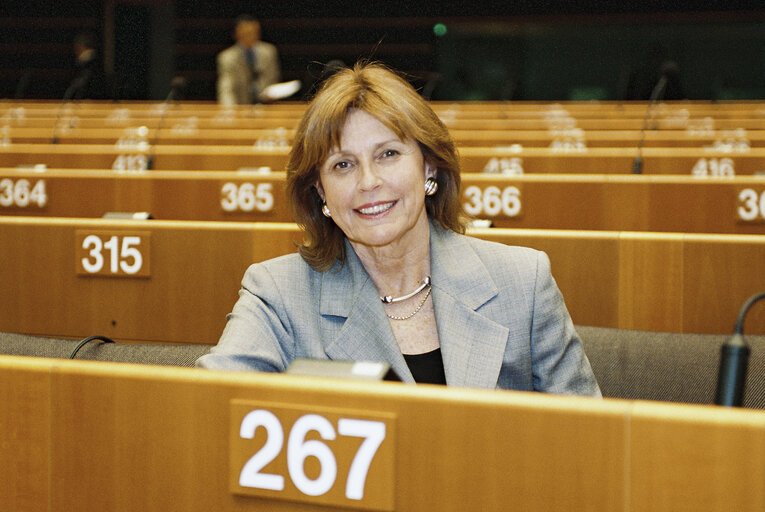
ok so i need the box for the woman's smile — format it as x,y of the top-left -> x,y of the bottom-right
356,200 -> 397,216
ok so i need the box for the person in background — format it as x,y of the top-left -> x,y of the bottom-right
197,62 -> 600,397
216,14 -> 280,105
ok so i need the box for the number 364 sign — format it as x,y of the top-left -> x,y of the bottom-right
229,401 -> 396,511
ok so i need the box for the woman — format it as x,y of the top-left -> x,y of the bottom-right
196,62 -> 600,396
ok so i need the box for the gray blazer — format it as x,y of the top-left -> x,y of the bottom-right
197,225 -> 601,396
216,42 -> 280,105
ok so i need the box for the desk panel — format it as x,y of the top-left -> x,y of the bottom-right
2,357 -> 764,511
5,125 -> 765,149
0,217 -> 302,343
3,170 -> 765,234
2,144 -> 764,175
5,114 -> 763,131
2,219 -> 763,340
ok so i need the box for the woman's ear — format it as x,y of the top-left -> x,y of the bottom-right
314,180 -> 326,202
424,160 -> 437,180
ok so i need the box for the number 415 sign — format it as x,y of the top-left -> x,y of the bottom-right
229,401 -> 396,511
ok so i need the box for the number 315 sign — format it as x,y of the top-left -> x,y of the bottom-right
229,401 -> 396,511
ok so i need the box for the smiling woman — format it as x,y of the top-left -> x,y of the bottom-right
286,62 -> 465,272
196,62 -> 601,396
316,110 -> 433,259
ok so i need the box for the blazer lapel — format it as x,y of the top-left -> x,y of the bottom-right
320,246 -> 413,383
430,227 -> 509,388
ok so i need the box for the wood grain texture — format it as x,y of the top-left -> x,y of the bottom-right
2,144 -> 764,174
4,171 -> 764,235
0,357 -> 51,512
3,356 -> 765,511
2,219 -> 763,340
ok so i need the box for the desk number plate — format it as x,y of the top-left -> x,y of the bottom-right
230,400 -> 395,511
75,230 -> 151,277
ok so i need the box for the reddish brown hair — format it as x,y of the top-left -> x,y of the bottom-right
286,62 -> 465,271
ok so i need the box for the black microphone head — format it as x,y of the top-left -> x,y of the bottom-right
323,60 -> 346,75
660,60 -> 678,77
72,75 -> 89,89
166,76 -> 186,102
170,76 -> 186,90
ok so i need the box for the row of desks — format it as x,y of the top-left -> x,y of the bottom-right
3,125 -> 760,149
3,100 -> 763,342
4,99 -> 764,118
7,114 -> 763,131
3,144 -> 764,175
2,169 -> 765,234
1,216 -> 763,342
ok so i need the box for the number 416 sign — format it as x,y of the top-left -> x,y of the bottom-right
229,401 -> 396,511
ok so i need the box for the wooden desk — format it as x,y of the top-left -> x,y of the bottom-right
3,169 -> 765,235
2,356 -> 764,511
0,217 -> 302,344
460,174 -> 765,233
4,125 -> 764,149
4,98 -> 763,120
1,218 -> 763,341
3,143 -> 765,175
0,169 -> 293,224
5,114 -> 764,132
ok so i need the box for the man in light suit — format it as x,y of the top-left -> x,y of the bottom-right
216,15 -> 280,105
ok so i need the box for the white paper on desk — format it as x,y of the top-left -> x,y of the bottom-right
259,80 -> 302,102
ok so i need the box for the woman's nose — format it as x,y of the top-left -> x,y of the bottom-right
357,161 -> 382,191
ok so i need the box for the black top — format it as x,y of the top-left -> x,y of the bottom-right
403,348 -> 446,385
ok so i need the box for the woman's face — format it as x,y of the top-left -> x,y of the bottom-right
316,109 -> 434,253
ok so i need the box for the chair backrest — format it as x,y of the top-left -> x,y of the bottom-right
0,331 -> 212,367
578,325 -> 765,409
4,326 -> 765,409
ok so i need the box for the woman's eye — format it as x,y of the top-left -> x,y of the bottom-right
333,160 -> 350,170
381,149 -> 399,158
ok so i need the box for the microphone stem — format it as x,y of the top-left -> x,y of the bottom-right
734,292 -> 765,334
632,76 -> 668,174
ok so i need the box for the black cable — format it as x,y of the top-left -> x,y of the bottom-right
734,292 -> 765,335
68,335 -> 116,359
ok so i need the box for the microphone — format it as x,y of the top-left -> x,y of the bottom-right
146,77 -> 186,170
14,69 -> 32,99
51,74 -> 89,144
631,61 -> 674,174
165,76 -> 186,102
715,291 -> 765,407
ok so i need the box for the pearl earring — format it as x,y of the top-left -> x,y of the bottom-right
322,204 -> 331,217
424,177 -> 438,196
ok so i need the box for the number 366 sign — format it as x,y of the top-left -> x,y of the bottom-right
229,401 -> 396,511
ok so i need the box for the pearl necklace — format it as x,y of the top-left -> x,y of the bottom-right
381,277 -> 432,321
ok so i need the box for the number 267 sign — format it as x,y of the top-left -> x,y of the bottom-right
229,401 -> 396,511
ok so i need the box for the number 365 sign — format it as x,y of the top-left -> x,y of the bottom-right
229,401 -> 396,511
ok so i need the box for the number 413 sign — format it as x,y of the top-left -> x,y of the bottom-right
229,400 -> 396,511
